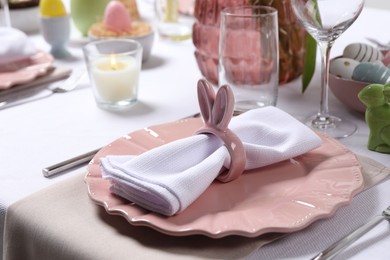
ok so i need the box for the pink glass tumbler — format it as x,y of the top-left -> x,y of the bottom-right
219,6 -> 279,112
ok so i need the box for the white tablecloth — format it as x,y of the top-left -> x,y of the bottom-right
1,2 -> 390,259
248,177 -> 390,260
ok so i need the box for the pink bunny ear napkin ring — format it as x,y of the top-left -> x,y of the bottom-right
195,79 -> 246,183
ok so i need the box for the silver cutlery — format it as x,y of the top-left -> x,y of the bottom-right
312,205 -> 390,260
42,148 -> 102,178
0,69 -> 86,110
42,112 -> 201,178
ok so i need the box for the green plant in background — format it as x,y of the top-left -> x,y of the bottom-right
301,0 -> 321,93
302,34 -> 317,93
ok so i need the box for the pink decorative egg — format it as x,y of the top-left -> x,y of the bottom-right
103,1 -> 132,33
382,51 -> 390,67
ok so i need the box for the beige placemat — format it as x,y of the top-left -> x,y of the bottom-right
3,155 -> 389,260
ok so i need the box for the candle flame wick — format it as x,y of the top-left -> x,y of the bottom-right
110,54 -> 118,70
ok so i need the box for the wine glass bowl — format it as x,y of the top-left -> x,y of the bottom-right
293,1 -> 363,42
292,0 -> 365,138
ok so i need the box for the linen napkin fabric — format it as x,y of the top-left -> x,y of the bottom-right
0,27 -> 37,67
100,106 -> 322,216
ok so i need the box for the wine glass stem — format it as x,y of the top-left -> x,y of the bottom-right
1,0 -> 11,27
317,40 -> 334,123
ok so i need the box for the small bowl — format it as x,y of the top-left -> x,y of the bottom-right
329,73 -> 368,113
89,31 -> 155,63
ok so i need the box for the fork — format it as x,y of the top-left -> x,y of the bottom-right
0,69 -> 86,110
312,206 -> 390,260
48,70 -> 86,93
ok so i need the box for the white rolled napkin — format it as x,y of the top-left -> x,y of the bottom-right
0,27 -> 37,66
100,106 -> 322,216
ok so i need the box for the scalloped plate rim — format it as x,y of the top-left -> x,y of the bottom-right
85,118 -> 364,238
0,51 -> 53,89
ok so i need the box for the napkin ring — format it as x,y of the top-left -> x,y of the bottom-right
195,79 -> 246,183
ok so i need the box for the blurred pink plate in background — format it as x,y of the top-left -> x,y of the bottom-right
0,51 -> 53,89
86,118 -> 364,238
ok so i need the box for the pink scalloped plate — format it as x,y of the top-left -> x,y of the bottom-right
0,51 -> 53,89
86,117 -> 364,238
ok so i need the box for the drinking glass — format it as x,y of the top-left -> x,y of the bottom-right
154,0 -> 194,41
219,6 -> 279,112
292,0 -> 364,138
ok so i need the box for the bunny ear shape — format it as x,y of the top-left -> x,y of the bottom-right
212,85 -> 235,130
197,79 -> 215,123
195,81 -> 246,183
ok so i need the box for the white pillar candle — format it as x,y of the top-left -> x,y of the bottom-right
91,55 -> 140,102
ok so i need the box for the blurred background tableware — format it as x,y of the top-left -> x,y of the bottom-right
328,42 -> 390,113
218,5 -> 279,112
154,0 -> 194,41
88,0 -> 154,62
0,26 -> 37,71
0,51 -> 53,89
291,0 -> 365,139
0,66 -> 68,95
0,26 -> 56,91
0,0 -> 11,27
83,39 -> 142,111
69,0 -> 110,37
0,67 -> 79,110
39,0 -> 70,58
192,0 -> 307,86
0,0 -> 40,33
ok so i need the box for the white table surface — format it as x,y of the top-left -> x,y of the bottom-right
1,2 -> 389,259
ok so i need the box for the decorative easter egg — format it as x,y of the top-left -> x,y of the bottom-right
39,0 -> 67,17
382,51 -> 390,66
103,1 -> 132,33
352,62 -> 390,84
329,57 -> 360,79
343,43 -> 383,62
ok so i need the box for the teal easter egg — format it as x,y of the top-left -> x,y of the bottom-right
352,62 -> 390,84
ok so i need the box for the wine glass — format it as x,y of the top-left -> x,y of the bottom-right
292,0 -> 364,138
0,0 -> 11,27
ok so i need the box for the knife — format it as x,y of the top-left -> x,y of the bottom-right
42,148 -> 102,178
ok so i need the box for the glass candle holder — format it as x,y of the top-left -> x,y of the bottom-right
83,39 -> 143,111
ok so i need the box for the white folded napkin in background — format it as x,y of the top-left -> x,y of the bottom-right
100,107 -> 322,216
0,27 -> 37,66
